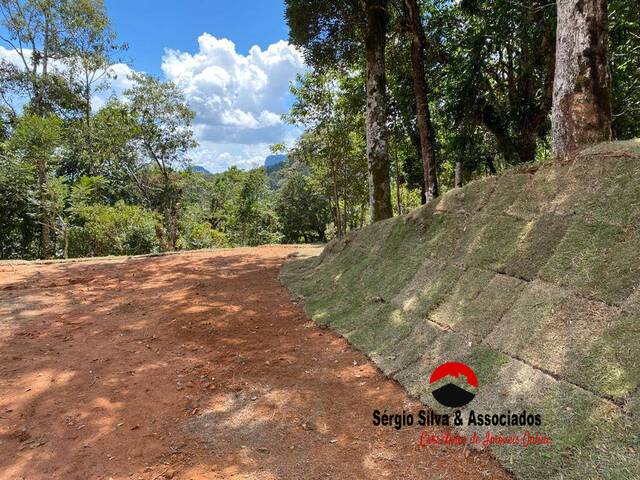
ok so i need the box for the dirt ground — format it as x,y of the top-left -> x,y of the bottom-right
0,246 -> 511,480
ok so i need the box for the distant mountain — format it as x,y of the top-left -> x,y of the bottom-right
192,165 -> 212,175
264,154 -> 288,169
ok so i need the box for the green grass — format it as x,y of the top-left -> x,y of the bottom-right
502,213 -> 570,280
280,140 -> 640,480
457,214 -> 528,271
540,220 -> 640,304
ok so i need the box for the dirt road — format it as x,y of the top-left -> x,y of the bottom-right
0,247 -> 510,479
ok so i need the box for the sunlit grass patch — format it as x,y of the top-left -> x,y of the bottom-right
502,213 -> 570,280
507,161 -> 569,220
451,274 -> 525,341
485,279 -> 569,358
539,220 -> 640,304
483,173 -> 531,215
466,358 -> 640,480
575,156 -> 640,227
428,267 -> 495,329
488,287 -> 637,400
435,175 -> 496,214
419,212 -> 467,261
457,214 -> 527,271
280,140 -> 640,480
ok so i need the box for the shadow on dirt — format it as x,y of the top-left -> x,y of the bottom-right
0,248 -> 510,480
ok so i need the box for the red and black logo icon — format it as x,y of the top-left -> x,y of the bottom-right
429,362 -> 478,408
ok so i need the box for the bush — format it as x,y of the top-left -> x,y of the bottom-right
178,221 -> 230,250
68,201 -> 161,257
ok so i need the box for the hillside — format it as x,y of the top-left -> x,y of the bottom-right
280,140 -> 640,480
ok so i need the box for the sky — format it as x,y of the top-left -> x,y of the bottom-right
1,0 -> 305,173
103,0 -> 305,173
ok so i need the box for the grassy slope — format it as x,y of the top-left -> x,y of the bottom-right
281,140 -> 640,480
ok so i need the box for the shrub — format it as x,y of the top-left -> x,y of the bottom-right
178,220 -> 230,250
68,201 -> 161,257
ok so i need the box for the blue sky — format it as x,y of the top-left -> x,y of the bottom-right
105,0 -> 290,76
102,0 -> 304,173
0,0 -> 304,173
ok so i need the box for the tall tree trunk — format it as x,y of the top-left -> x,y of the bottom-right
403,0 -> 438,201
37,161 -> 49,259
552,0 -> 612,159
330,160 -> 343,238
36,12 -> 52,259
486,156 -> 498,175
365,0 -> 393,222
393,145 -> 402,215
454,161 -> 463,188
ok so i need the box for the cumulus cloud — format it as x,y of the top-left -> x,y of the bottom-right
191,142 -> 272,173
1,35 -> 306,171
0,45 -> 26,68
161,34 -> 305,146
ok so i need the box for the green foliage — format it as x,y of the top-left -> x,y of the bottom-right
177,203 -> 230,250
8,114 -> 63,160
0,0 -> 118,115
125,73 -> 197,173
286,0 -> 362,69
287,70 -> 369,237
0,151 -> 37,258
430,0 -> 556,167
275,163 -> 330,243
609,0 -> 640,138
68,200 -> 161,257
229,168 -> 282,246
177,219 -> 230,250
3,0 -> 640,262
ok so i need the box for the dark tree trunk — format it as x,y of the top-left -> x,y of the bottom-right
486,157 -> 497,175
552,0 -> 612,158
403,0 -> 438,201
365,0 -> 393,222
37,161 -> 49,259
393,146 -> 402,215
36,14 -> 52,259
455,161 -> 463,188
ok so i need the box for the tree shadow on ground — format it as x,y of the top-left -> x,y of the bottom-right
0,247 -> 511,480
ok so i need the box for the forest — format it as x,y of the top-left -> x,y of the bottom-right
0,0 -> 638,260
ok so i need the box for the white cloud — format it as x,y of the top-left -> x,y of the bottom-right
1,35 -> 306,172
91,62 -> 137,110
0,45 -> 135,110
191,142 -> 272,173
0,45 -> 26,68
161,34 -> 305,147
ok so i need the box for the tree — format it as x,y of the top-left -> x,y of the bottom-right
609,0 -> 640,139
364,0 -> 393,221
0,0 -> 115,116
63,0 -> 126,165
288,70 -> 369,237
124,73 -> 197,249
8,114 -> 63,258
275,163 -> 331,243
432,1 -> 556,168
401,0 -> 438,201
231,169 -> 281,246
286,0 -> 393,222
0,148 -> 37,258
0,0 -> 120,257
552,0 -> 612,158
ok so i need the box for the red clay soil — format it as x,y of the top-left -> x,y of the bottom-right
0,246 -> 511,480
